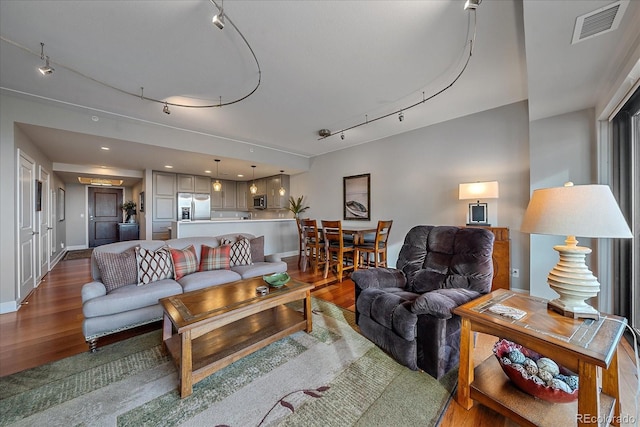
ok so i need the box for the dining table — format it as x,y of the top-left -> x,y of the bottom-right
340,226 -> 378,246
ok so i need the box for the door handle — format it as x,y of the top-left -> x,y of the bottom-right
47,227 -> 53,230
90,215 -> 94,221
32,231 -> 39,235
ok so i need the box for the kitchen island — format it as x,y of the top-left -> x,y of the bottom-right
170,219 -> 298,258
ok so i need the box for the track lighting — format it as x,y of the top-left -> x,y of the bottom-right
399,111 -> 404,122
318,129 -> 331,138
341,132 -> 345,140
464,0 -> 481,10
38,42 -> 54,75
213,159 -> 222,191
163,102 -> 170,114
212,0 -> 225,29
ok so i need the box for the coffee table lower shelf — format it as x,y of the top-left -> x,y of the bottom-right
164,305 -> 306,396
471,356 -> 616,427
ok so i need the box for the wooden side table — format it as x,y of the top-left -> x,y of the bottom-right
453,289 -> 626,427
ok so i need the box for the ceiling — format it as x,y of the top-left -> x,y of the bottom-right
1,0 -> 639,184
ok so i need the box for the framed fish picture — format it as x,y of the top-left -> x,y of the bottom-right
343,173 -> 370,221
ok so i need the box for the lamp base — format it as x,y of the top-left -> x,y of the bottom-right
547,299 -> 600,320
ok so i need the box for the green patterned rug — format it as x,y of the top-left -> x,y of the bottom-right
0,299 -> 457,426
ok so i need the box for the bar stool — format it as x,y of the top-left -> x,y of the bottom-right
321,220 -> 356,282
301,219 -> 325,275
356,220 -> 393,268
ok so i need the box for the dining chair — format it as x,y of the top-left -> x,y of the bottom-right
321,220 -> 356,282
301,219 -> 326,275
356,220 -> 393,268
295,218 -> 306,269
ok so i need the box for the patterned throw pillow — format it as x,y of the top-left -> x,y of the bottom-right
136,246 -> 174,285
94,247 -> 138,292
199,244 -> 231,271
169,245 -> 198,280
229,238 -> 252,266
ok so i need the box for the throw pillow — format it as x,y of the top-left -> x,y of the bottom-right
169,245 -> 198,280
250,235 -> 265,262
199,244 -> 231,271
94,247 -> 138,292
220,237 -> 234,245
136,246 -> 174,285
229,238 -> 252,267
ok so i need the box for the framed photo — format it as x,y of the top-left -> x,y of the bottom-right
58,188 -> 65,221
35,180 -> 42,211
343,173 -> 370,221
468,202 -> 488,225
139,191 -> 145,213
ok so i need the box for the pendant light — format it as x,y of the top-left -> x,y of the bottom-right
213,159 -> 222,192
278,170 -> 286,196
250,165 -> 258,194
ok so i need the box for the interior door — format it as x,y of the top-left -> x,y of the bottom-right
38,167 -> 50,282
18,150 -> 36,301
88,187 -> 123,247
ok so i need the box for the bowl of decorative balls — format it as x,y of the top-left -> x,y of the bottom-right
493,339 -> 579,403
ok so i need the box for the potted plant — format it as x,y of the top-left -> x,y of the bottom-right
120,200 -> 137,223
287,195 -> 309,218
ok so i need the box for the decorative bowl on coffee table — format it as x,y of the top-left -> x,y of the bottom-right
263,272 -> 290,288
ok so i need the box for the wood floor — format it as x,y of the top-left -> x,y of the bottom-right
1,255 -> 637,427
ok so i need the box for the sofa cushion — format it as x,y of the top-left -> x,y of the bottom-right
229,238 -> 252,266
199,244 -> 231,271
179,270 -> 243,293
136,247 -> 174,285
231,260 -> 287,279
93,247 -> 138,292
250,235 -> 265,262
82,279 -> 182,318
169,244 -> 198,280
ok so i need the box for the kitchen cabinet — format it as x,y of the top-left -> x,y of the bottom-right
267,175 -> 290,209
117,223 -> 139,241
211,180 -> 236,209
152,171 -> 176,222
236,181 -> 248,209
177,174 -> 211,194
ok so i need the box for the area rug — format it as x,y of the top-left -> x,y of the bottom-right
0,299 -> 457,427
62,248 -> 93,260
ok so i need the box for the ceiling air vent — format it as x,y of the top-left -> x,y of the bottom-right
571,0 -> 629,44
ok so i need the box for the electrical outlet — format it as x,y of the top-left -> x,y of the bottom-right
511,268 -> 520,278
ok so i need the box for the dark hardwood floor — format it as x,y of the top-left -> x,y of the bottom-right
1,255 -> 637,426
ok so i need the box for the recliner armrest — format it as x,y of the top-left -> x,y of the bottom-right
411,288 -> 481,319
81,281 -> 107,303
352,268 -> 406,291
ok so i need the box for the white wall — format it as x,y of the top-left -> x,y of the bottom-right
528,108 -> 596,300
295,101 -> 532,291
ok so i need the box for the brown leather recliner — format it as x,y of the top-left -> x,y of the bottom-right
353,225 -> 494,379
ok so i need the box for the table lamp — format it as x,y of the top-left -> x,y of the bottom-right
520,182 -> 632,319
459,181 -> 499,226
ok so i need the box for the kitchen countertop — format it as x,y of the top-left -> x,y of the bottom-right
176,218 -> 295,223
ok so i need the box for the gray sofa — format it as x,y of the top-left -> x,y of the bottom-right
81,233 -> 287,351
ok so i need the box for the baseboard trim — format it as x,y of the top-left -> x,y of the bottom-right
66,245 -> 89,251
0,300 -> 18,314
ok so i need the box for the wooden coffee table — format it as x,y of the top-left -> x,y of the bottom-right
453,289 -> 626,427
159,277 -> 314,398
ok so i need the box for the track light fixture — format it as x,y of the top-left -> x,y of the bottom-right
317,0 -> 480,140
212,0 -> 225,29
213,159 -> 222,191
250,165 -> 258,194
38,42 -> 54,75
163,102 -> 170,114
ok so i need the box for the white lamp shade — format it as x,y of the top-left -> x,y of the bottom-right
520,183 -> 632,238
459,181 -> 499,200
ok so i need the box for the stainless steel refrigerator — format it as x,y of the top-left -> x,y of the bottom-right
177,193 -> 211,221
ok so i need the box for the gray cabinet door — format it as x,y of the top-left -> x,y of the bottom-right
222,180 -> 237,209
236,181 -> 248,209
154,171 -> 176,196
267,175 -> 289,208
195,175 -> 211,193
177,174 -> 195,193
153,171 -> 176,221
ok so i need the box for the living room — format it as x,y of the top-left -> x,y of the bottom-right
1,1 -> 639,424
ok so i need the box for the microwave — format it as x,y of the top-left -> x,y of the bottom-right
252,194 -> 266,209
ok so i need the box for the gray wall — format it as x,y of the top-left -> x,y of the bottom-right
294,101 -> 532,291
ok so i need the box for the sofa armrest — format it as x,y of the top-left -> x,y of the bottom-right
265,253 -> 281,262
411,288 -> 481,319
352,268 -> 407,292
81,281 -> 107,304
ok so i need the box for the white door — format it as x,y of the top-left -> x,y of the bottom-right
51,188 -> 57,257
38,167 -> 51,282
18,150 -> 36,301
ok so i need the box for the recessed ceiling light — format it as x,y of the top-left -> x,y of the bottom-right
165,165 -> 173,169
100,146 -> 110,150
204,170 -> 212,174
237,174 -> 244,178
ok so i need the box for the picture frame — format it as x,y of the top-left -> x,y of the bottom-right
343,173 -> 370,221
58,188 -> 65,221
139,191 -> 145,213
467,202 -> 488,225
35,180 -> 42,211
